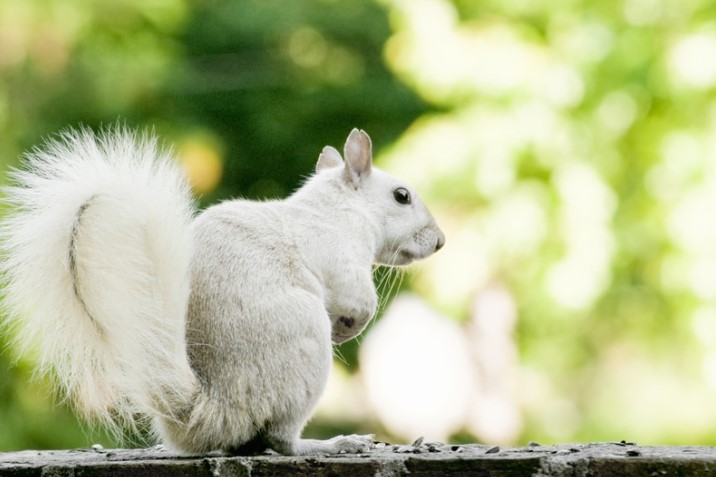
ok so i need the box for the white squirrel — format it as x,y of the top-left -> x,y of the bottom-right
0,127 -> 445,455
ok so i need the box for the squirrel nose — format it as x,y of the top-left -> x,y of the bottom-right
435,233 -> 445,252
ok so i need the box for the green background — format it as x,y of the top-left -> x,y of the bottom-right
2,0 -> 716,450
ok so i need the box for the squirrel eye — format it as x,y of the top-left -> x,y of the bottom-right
392,187 -> 411,205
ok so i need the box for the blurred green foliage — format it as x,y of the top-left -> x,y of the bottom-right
2,0 -> 716,451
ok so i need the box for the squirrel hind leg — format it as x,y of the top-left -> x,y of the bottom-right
264,422 -> 375,455
272,434 -> 375,456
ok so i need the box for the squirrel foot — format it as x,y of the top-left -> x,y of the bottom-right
271,434 -> 375,455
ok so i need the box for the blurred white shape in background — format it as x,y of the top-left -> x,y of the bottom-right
360,289 -> 522,443
668,30 -> 716,90
466,285 -> 522,443
360,294 -> 473,442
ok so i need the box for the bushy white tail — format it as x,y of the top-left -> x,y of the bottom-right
0,128 -> 198,434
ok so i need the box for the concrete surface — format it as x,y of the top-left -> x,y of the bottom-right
2,441 -> 716,476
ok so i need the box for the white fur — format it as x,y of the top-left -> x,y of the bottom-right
0,128 -> 197,433
0,127 -> 444,455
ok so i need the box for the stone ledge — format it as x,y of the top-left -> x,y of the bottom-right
2,442 -> 716,476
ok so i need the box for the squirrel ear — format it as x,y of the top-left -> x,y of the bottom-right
316,146 -> 343,173
343,128 -> 372,187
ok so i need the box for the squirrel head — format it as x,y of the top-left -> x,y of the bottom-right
315,128 -> 445,267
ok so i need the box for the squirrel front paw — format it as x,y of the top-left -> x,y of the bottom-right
329,296 -> 376,344
331,313 -> 373,344
325,270 -> 377,343
332,315 -> 362,344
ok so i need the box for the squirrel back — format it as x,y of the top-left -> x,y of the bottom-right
0,128 -> 198,434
